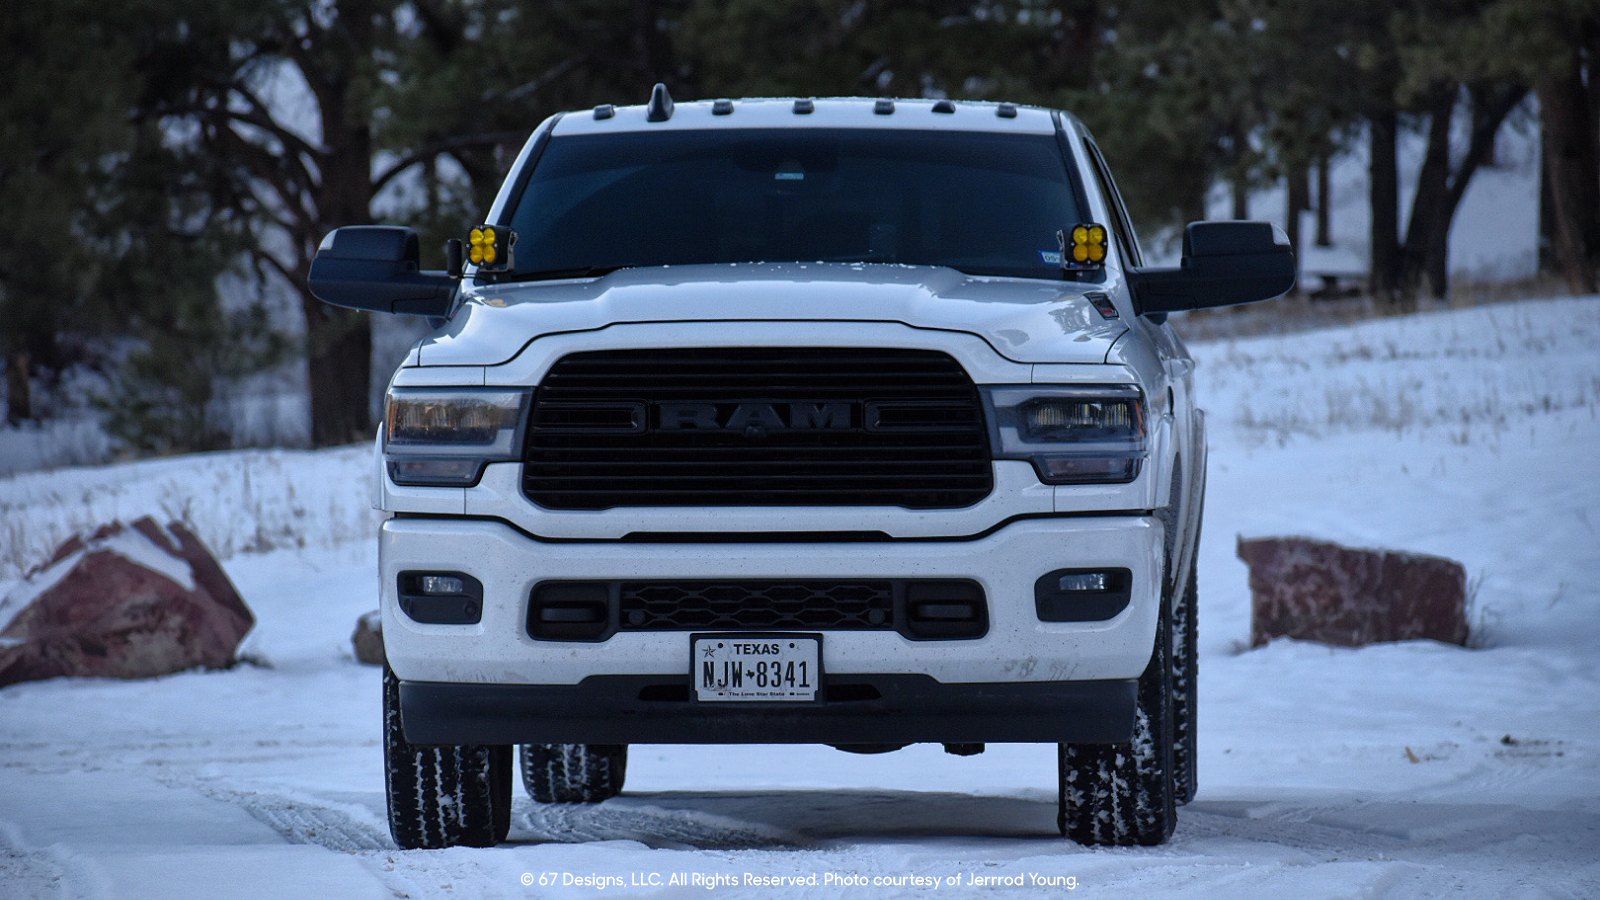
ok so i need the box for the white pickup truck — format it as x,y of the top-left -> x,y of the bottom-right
309,86 -> 1294,849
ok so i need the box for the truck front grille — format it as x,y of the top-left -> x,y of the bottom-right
523,347 -> 993,509
527,578 -> 988,641
621,581 -> 894,630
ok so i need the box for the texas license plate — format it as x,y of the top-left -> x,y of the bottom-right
692,634 -> 821,702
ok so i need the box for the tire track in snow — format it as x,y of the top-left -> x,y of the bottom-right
1180,802 -> 1411,855
1180,798 -> 1600,871
519,798 -> 807,850
177,783 -> 393,853
234,794 -> 392,852
0,819 -> 105,900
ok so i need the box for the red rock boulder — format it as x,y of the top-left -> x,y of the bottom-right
0,518 -> 255,687
351,609 -> 384,666
1237,536 -> 1469,648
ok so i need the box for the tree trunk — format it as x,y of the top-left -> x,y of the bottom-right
5,350 -> 30,423
1315,152 -> 1332,247
1286,159 -> 1310,293
1538,62 -> 1600,295
1403,84 -> 1530,301
304,121 -> 376,446
1286,160 -> 1309,248
1403,90 -> 1455,302
1368,110 -> 1403,303
297,2 -> 378,448
1227,124 -> 1251,220
304,300 -> 375,447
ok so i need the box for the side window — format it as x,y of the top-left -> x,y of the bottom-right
1083,140 -> 1145,268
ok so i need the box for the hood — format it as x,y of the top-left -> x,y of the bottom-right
418,262 -> 1127,367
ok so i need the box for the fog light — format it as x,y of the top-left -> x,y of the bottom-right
421,575 -> 465,595
1058,572 -> 1109,592
1035,568 -> 1131,622
398,571 -> 483,625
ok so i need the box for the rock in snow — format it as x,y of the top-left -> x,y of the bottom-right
0,518 -> 254,687
1238,535 -> 1469,648
352,609 -> 384,665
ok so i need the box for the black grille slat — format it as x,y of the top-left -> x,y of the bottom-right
527,578 -> 988,641
538,458 -> 987,469
525,348 -> 993,509
620,580 -> 894,631
531,443 -> 988,457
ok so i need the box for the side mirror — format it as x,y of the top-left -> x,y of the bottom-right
1127,221 -> 1296,315
307,226 -> 455,317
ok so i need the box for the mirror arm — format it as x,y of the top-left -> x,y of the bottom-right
445,239 -> 464,279
1126,265 -> 1191,316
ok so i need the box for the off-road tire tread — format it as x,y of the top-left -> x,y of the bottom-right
521,743 -> 628,803
1172,549 -> 1200,805
383,667 -> 513,849
1057,594 -> 1177,846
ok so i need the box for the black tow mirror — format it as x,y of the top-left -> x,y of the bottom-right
307,226 -> 455,317
1127,221 -> 1296,315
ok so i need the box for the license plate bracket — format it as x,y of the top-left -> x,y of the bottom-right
691,633 -> 822,702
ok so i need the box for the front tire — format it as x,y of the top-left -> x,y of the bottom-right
1172,561 -> 1199,805
1057,594 -> 1177,846
383,667 -> 513,849
521,744 -> 628,803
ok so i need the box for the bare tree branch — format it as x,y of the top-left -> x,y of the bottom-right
372,131 -> 524,195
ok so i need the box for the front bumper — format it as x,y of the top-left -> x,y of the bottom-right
380,515 -> 1163,687
398,674 -> 1136,745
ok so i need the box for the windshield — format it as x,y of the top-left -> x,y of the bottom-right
499,127 -> 1084,281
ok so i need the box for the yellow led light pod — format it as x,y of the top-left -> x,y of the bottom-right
466,225 -> 515,272
1062,223 -> 1109,270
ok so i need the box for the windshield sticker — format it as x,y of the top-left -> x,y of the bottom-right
774,171 -> 804,181
1039,250 -> 1063,265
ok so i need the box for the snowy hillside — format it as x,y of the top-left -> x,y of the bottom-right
1,297 -> 1597,899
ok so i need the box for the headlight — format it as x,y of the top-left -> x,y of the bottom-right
383,388 -> 529,486
982,385 -> 1146,484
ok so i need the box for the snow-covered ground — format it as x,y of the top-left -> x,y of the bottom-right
2,297 -> 1597,899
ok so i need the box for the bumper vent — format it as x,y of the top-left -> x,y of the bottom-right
623,581 -> 893,630
523,348 -> 992,509
528,579 -> 987,642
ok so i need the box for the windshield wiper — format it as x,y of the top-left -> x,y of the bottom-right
489,265 -> 631,283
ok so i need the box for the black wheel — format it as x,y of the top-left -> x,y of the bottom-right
383,667 -> 513,849
1172,555 -> 1200,805
1057,593 -> 1177,846
521,744 -> 628,803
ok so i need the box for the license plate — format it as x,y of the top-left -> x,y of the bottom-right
692,634 -> 821,702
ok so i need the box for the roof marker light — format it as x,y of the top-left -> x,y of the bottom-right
874,99 -> 895,115
593,104 -> 615,120
793,98 -> 815,114
996,102 -> 1018,118
931,99 -> 956,114
712,99 -> 734,115
646,83 -> 674,122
